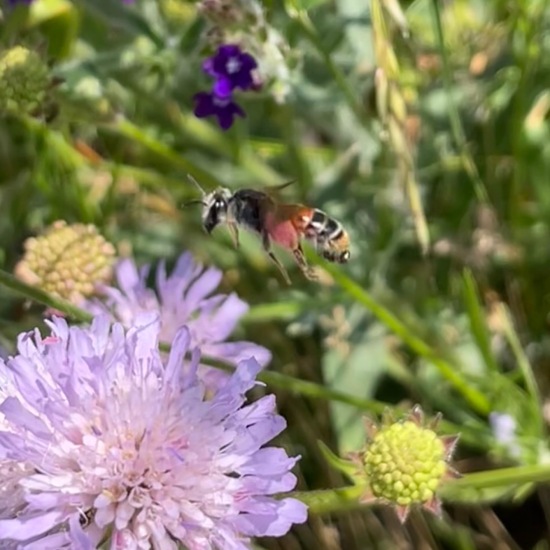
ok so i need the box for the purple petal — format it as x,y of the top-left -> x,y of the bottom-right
240,53 -> 258,71
202,341 -> 271,368
217,101 -> 245,130
230,497 -> 308,537
193,92 -> 215,118
217,44 -> 241,59
213,76 -> 233,98
164,326 -> 191,384
228,416 -> 287,456
114,258 -> 141,296
238,448 -> 300,476
196,293 -> 248,341
202,57 -> 215,76
232,73 -> 254,91
0,397 -> 51,439
184,266 -> 223,312
238,472 -> 299,495
68,517 -> 96,550
0,510 -> 69,540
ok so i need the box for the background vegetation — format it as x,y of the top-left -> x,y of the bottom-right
2,0 -> 550,547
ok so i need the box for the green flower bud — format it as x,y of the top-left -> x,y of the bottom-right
15,221 -> 116,304
364,420 -> 445,505
0,46 -> 50,114
355,406 -> 459,522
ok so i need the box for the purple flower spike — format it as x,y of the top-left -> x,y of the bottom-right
203,44 -> 258,98
193,90 -> 245,130
0,315 -> 307,548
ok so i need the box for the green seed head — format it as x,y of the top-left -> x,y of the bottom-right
364,420 -> 447,506
15,221 -> 116,304
0,46 -> 50,114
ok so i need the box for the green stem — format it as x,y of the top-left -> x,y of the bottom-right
318,259 -> 490,415
102,117 -> 281,189
430,0 -> 488,203
100,118 -> 222,189
498,303 -> 544,435
0,270 -> 92,323
442,464 -> 550,491
293,464 -> 550,514
291,485 -> 366,515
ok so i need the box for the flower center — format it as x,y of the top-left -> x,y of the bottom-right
226,57 -> 242,74
213,95 -> 230,107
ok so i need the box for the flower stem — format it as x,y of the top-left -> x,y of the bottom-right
0,269 -> 93,323
294,464 -> 550,514
316,258 -> 491,415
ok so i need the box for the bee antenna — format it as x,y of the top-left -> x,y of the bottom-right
186,174 -> 206,196
181,199 -> 205,208
271,179 -> 296,191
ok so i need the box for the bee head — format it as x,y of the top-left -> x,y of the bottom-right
202,188 -> 232,233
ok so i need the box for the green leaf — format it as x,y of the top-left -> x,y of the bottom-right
309,252 -> 492,416
461,269 -> 499,373
293,0 -> 331,10
76,0 -> 164,47
322,317 -> 388,453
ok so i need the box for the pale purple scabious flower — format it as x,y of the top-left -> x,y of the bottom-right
0,314 -> 307,548
83,252 -> 271,391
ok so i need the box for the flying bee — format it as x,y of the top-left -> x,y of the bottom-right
186,176 -> 350,284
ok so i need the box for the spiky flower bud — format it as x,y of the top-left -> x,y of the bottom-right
14,221 -> 116,304
352,406 -> 459,522
0,46 -> 50,114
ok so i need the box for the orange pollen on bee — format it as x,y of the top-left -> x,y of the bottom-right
291,208 -> 314,233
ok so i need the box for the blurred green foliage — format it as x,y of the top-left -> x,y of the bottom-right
3,0 -> 550,547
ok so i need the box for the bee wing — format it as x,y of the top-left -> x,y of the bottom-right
268,179 -> 296,192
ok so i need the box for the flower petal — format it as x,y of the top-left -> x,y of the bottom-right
0,510 -> 69,540
229,497 -> 308,537
193,91 -> 215,117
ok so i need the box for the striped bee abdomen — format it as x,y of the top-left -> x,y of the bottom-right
305,209 -> 350,263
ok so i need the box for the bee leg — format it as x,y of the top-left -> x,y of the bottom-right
292,244 -> 319,281
267,251 -> 292,285
227,222 -> 240,249
261,231 -> 292,284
